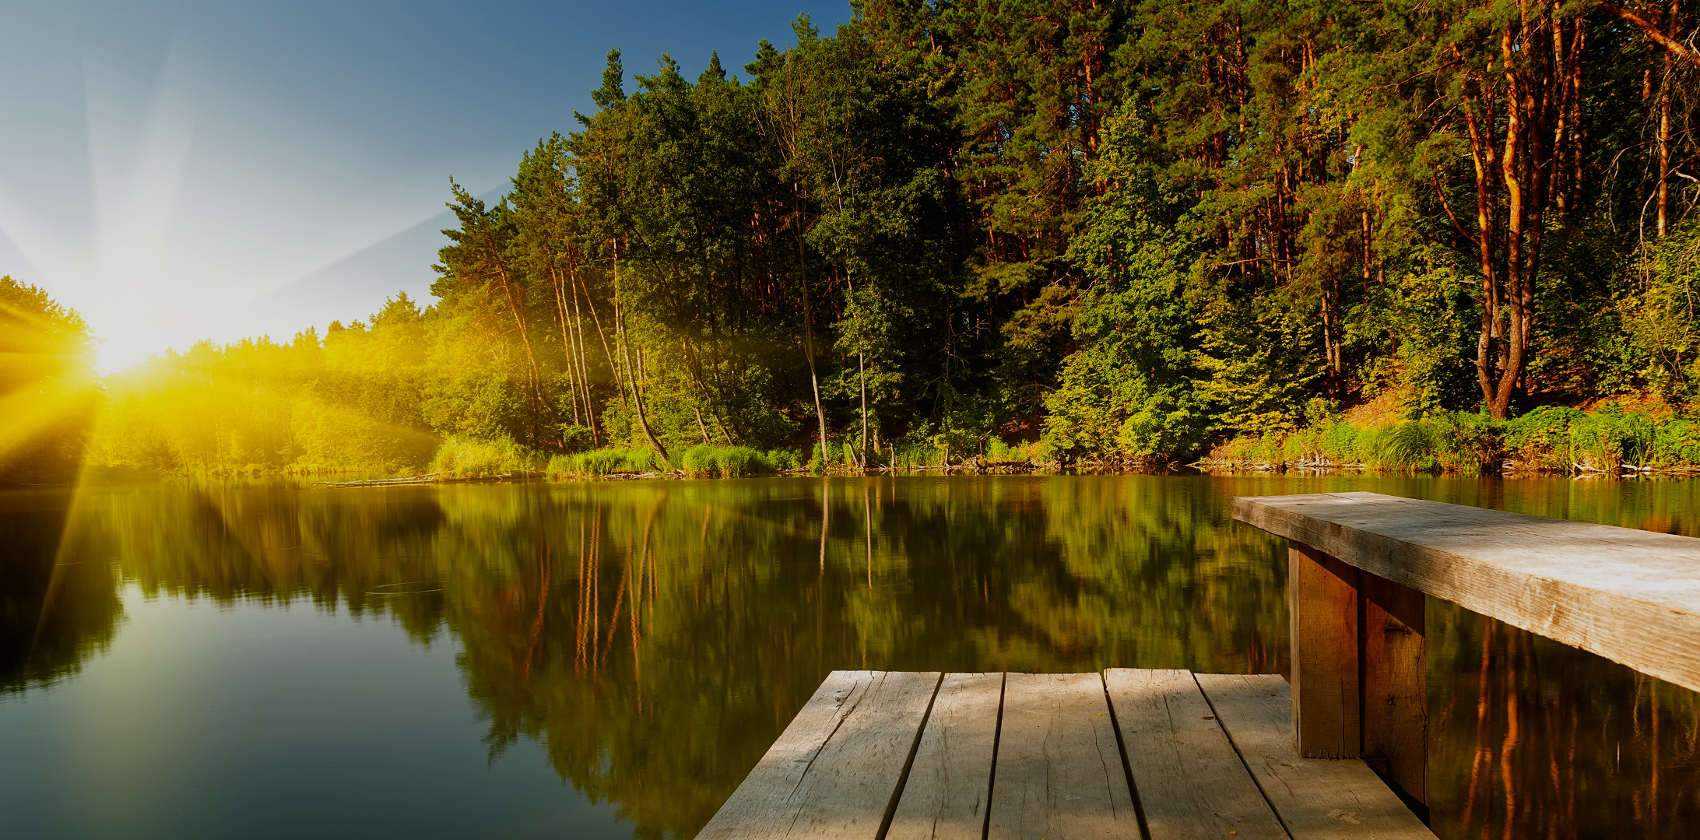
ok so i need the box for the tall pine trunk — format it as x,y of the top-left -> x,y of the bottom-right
485,238 -> 549,439
792,199 -> 829,472
612,238 -> 668,464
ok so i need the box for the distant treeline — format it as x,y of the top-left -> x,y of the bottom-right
1,276 -> 97,484
31,1 -> 1700,477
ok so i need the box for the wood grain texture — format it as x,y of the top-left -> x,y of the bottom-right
697,670 -> 940,839
1196,674 -> 1434,839
885,673 -> 1003,840
986,672 -> 1137,839
1104,669 -> 1287,840
1234,491 -> 1700,693
1289,545 -> 1361,758
1360,574 -> 1427,805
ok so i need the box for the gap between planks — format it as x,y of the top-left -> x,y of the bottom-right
701,671 -> 1432,840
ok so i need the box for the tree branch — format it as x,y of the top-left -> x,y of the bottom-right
1599,0 -> 1700,66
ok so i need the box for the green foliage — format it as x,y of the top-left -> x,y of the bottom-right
1502,406 -> 1583,471
1367,422 -> 1441,472
1217,406 -> 1700,474
1567,407 -> 1655,471
70,0 -> 1700,476
1350,252 -> 1479,415
1430,412 -> 1503,475
677,445 -> 794,478
546,447 -> 660,478
0,277 -> 97,485
1649,418 -> 1700,467
1601,221 -> 1700,407
1041,108 -> 1211,463
429,436 -> 542,478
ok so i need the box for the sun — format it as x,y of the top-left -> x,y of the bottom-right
93,335 -> 160,376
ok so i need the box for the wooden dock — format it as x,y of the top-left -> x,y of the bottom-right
704,492 -> 1700,837
698,669 -> 1432,839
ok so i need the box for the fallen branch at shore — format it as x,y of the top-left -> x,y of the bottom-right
317,472 -> 540,487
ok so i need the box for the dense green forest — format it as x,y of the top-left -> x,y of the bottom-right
17,0 -> 1700,477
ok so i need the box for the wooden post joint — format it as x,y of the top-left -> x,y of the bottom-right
1287,542 -> 1427,807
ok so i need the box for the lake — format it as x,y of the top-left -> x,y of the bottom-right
2,475 -> 1697,838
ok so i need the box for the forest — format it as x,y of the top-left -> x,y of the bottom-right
10,0 -> 1700,479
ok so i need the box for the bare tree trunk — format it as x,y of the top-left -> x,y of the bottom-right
1321,274 -> 1342,398
566,261 -> 600,445
1461,73 -> 1504,413
1602,0 -> 1700,66
574,267 -> 629,416
680,337 -> 734,443
1658,0 -> 1678,237
549,265 -> 583,428
1494,25 -> 1530,419
612,237 -> 668,464
845,267 -> 870,472
858,350 -> 869,471
794,210 -> 829,471
485,239 -> 549,438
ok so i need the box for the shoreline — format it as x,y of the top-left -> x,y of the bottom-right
42,452 -> 1700,490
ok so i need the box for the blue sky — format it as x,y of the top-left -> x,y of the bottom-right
0,0 -> 847,370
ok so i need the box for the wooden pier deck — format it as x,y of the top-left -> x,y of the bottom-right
704,492 -> 1700,837
698,669 -> 1432,839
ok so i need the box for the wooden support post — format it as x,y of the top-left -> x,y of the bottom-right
1288,544 -> 1360,758
1289,542 -> 1428,809
1361,574 -> 1427,808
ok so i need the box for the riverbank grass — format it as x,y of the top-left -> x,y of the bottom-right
1208,406 -> 1700,475
428,436 -> 543,478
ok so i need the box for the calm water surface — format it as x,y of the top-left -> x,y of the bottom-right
2,475 -> 1697,838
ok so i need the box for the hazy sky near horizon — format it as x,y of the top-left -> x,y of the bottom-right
0,0 -> 846,371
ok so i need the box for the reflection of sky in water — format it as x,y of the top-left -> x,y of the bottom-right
0,586 -> 627,840
1,475 -> 1698,839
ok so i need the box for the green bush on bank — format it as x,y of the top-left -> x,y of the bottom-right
1650,418 -> 1700,466
546,447 -> 660,478
1502,406 -> 1580,471
429,436 -> 542,477
678,444 -> 798,477
1211,405 -> 1700,474
882,426 -> 1055,472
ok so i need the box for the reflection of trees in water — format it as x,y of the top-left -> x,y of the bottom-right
440,478 -> 1292,837
6,477 -> 1700,838
0,489 -> 122,694
1429,607 -> 1700,839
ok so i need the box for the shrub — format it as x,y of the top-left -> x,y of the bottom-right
1503,406 -> 1582,471
764,448 -> 803,472
546,447 -> 659,478
1431,411 -> 1503,475
678,444 -> 717,477
1568,407 -> 1654,469
1648,418 -> 1700,468
429,436 -> 541,478
1203,405 -> 1694,475
678,444 -> 778,478
1368,421 -> 1440,472
1209,433 -> 1285,466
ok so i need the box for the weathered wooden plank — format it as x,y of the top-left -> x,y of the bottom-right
1104,669 -> 1286,840
1360,574 -> 1427,805
1195,674 -> 1433,839
697,670 -> 941,839
1289,545 -> 1361,758
1233,491 -> 1700,693
886,673 -> 1003,840
986,672 -> 1137,839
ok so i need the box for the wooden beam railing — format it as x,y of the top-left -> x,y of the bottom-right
1234,491 -> 1700,811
